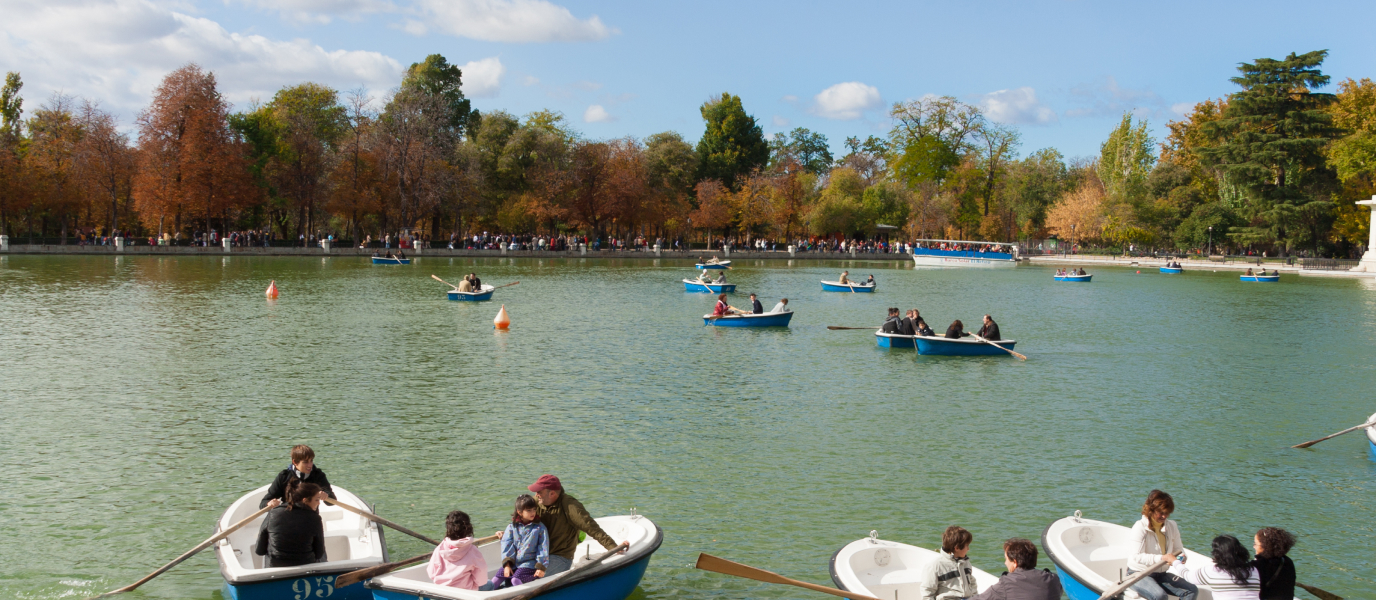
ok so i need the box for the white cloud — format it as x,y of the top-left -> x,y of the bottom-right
811,82 -> 881,120
781,95 -> 798,103
522,75 -> 540,86
0,0 -> 403,116
460,57 -> 504,98
410,0 -> 615,42
1171,102 -> 1194,116
234,0 -> 396,24
574,80 -> 602,91
583,104 -> 613,123
1066,76 -> 1167,118
772,115 -> 789,127
977,87 -> 1057,125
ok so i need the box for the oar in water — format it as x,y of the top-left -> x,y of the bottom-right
85,505 -> 273,599
694,553 -> 884,600
321,498 -> 439,545
1097,559 -> 1168,600
492,281 -> 520,290
827,326 -> 880,330
968,332 -> 1027,361
1297,582 -> 1344,600
508,542 -> 629,600
1292,419 -> 1376,449
334,533 -> 501,589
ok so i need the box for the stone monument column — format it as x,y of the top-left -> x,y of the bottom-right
1353,197 -> 1376,273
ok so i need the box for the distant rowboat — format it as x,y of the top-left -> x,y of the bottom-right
448,284 -> 495,301
683,279 -> 736,293
703,311 -> 793,327
875,332 -> 916,348
914,335 -> 1016,356
1240,274 -> 1280,282
372,256 -> 410,265
1054,273 -> 1092,282
1159,266 -> 1182,274
695,261 -> 731,270
821,280 -> 876,292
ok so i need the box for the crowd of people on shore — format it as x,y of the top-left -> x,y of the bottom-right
253,446 -> 626,591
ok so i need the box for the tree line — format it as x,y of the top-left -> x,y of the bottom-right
0,50 -> 1372,256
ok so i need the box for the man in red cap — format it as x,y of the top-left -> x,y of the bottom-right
528,474 -> 623,575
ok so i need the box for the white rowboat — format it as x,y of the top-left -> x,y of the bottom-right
830,532 -> 999,600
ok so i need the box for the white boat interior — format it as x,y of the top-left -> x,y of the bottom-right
702,311 -> 788,320
1367,412 -> 1376,445
1043,513 -> 1299,600
215,485 -> 387,584
369,514 -> 659,600
830,533 -> 998,600
451,284 -> 495,296
821,280 -> 875,288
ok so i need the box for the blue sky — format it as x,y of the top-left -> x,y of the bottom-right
4,0 -> 1376,159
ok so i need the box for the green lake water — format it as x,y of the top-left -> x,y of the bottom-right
1,255 -> 1373,599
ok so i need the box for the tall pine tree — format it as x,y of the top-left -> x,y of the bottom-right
1200,50 -> 1340,253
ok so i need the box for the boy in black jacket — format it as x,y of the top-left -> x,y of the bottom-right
260,445 -> 336,508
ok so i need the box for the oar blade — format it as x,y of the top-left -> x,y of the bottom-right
1297,582 -> 1344,600
694,553 -> 788,585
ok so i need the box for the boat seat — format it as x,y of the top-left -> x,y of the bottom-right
320,506 -> 346,521
877,570 -> 925,585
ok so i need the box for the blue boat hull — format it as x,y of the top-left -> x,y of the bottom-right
226,573 -> 371,600
372,257 -> 411,264
914,336 -> 1016,356
371,553 -> 651,600
704,312 -> 793,327
820,281 -> 875,292
1240,275 -> 1279,282
448,291 -> 494,301
1054,275 -> 1092,282
876,333 -> 915,348
1053,566 -> 1099,600
695,263 -> 729,270
1159,267 -> 1182,273
683,281 -> 736,293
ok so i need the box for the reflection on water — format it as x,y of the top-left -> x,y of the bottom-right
1,256 -> 1374,599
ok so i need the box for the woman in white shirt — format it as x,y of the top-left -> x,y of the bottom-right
1126,490 -> 1199,600
1189,535 -> 1260,600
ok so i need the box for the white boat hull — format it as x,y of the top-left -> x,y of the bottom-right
830,535 -> 999,599
911,255 -> 1016,268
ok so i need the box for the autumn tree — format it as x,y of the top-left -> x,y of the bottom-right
75,101 -> 134,235
26,94 -> 83,242
0,72 -> 24,236
1327,78 -> 1376,247
690,179 -> 732,243
1046,178 -> 1107,244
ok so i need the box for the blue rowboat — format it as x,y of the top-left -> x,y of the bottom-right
1367,413 -> 1376,460
216,485 -> 387,600
366,514 -> 662,600
1240,274 -> 1280,282
913,335 -> 1016,356
1053,274 -> 1092,282
448,285 -> 495,301
694,261 -> 731,270
703,311 -> 793,327
875,332 -> 916,348
372,257 -> 411,265
683,279 -> 736,293
821,280 -> 876,292
1159,266 -> 1182,274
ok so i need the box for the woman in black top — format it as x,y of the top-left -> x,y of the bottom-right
1251,527 -> 1296,600
945,319 -> 966,339
256,480 -> 327,568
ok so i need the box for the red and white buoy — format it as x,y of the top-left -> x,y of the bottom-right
266,280 -> 279,299
494,304 -> 510,330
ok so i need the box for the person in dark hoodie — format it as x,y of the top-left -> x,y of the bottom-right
255,480 -> 327,567
880,308 -> 902,333
1251,527 -> 1296,600
970,538 -> 1062,600
260,445 -> 335,508
749,293 -> 764,314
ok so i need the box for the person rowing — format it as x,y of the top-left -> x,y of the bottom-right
880,307 -> 902,333
713,272 -> 726,284
898,309 -> 917,336
704,255 -> 723,265
838,270 -> 851,285
945,319 -> 968,339
457,275 -> 474,293
978,315 -> 1001,341
1246,268 -> 1254,276
713,294 -> 743,317
1077,268 -> 1086,276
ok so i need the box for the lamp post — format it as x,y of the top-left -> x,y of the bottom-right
1071,224 -> 1076,256
1207,226 -> 1213,257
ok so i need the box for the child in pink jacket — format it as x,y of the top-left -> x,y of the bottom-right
428,511 -> 488,589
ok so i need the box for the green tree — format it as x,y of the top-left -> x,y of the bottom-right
887,96 -> 980,188
768,127 -> 832,175
975,122 -> 1020,216
1200,50 -> 1340,253
1004,148 -> 1067,236
696,92 -> 768,189
807,167 -> 865,235
0,72 -> 21,139
1098,113 -> 1156,214
398,54 -> 475,138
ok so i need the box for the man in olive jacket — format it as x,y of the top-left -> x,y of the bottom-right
528,474 -> 623,575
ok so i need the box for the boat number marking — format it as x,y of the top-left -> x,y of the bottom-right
292,575 -> 336,599
874,549 -> 890,567
1078,528 -> 1093,544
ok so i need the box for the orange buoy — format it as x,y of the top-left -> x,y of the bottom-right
1136,270 -> 1140,274
266,280 -> 279,299
494,304 -> 511,330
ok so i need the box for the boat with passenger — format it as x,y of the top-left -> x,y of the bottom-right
695,260 -> 731,270
703,311 -> 793,327
215,485 -> 387,600
683,279 -> 736,293
910,239 -> 1017,268
448,285 -> 495,301
1054,269 -> 1092,282
821,280 -> 876,292
875,332 -> 916,348
365,514 -> 662,600
1367,412 -> 1376,456
914,335 -> 1015,356
1241,273 -> 1280,282
1160,264 -> 1183,274
372,256 -> 411,265
830,531 -> 998,599
1043,511 -> 1301,600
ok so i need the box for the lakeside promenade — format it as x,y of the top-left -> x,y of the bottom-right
4,241 -> 1372,278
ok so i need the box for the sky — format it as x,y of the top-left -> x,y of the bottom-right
4,0 -> 1376,160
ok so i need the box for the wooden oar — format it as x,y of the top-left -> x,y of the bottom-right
968,332 -> 1027,361
85,505 -> 273,599
1297,581 -> 1344,600
827,326 -> 880,330
695,553 -> 884,600
1096,559 -> 1168,600
322,498 -> 439,545
431,274 -> 460,289
1293,419 -> 1376,448
492,281 -> 520,290
509,542 -> 629,600
334,533 -> 501,589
